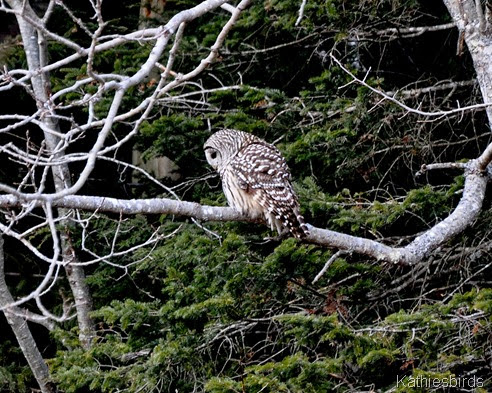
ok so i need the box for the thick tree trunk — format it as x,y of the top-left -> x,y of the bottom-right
0,237 -> 57,393
7,0 -> 95,349
443,0 -> 492,125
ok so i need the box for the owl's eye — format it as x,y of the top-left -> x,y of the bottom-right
210,151 -> 217,159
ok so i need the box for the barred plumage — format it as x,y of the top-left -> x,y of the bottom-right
204,129 -> 309,238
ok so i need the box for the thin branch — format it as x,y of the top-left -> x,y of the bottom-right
354,22 -> 456,40
238,33 -> 317,55
295,0 -> 307,26
330,52 -> 492,119
312,250 -> 347,284
475,0 -> 486,32
385,79 -> 477,100
416,162 -> 468,176
157,0 -> 253,98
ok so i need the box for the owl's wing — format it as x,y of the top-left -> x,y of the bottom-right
231,142 -> 292,192
231,142 -> 308,238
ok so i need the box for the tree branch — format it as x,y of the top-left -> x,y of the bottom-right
330,52 -> 491,119
354,22 -> 456,40
0,236 -> 56,393
0,158 -> 487,266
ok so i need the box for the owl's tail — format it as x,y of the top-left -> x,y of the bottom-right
275,207 -> 309,239
288,212 -> 309,239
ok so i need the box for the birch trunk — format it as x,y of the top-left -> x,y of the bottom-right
7,0 -> 95,349
0,236 -> 57,393
442,0 -> 492,125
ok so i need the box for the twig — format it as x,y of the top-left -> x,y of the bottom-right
443,261 -> 492,303
355,22 -> 456,40
295,0 -> 307,26
416,162 -> 468,176
330,52 -> 492,119
312,250 -> 347,284
385,79 -> 477,100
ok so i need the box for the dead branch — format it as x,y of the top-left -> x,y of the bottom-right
353,22 -> 456,40
330,53 -> 491,119
0,157 -> 487,267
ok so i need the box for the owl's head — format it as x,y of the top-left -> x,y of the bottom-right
204,129 -> 257,171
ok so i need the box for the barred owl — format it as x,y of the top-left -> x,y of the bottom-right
204,129 -> 309,238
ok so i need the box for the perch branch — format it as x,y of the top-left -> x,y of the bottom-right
0,157 -> 487,266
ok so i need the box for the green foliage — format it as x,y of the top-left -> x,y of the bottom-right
2,0 -> 491,392
49,218 -> 492,392
0,336 -> 32,393
138,114 -> 206,169
206,353 -> 341,393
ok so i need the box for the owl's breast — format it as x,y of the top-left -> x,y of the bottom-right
221,167 -> 263,219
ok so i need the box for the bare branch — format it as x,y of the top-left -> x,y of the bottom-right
330,52 -> 492,119
385,79 -> 477,100
354,22 -> 456,40
416,162 -> 468,176
475,0 -> 486,32
312,250 -> 348,284
0,158 -> 485,267
0,235 -> 56,393
157,0 -> 253,97
295,0 -> 307,26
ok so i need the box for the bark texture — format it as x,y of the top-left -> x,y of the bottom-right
443,0 -> 492,124
7,0 -> 95,349
0,236 -> 57,393
0,163 -> 487,266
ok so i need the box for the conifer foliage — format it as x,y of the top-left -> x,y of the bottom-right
0,0 -> 490,392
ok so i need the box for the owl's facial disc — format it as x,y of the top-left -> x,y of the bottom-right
204,147 -> 221,170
